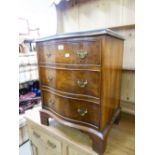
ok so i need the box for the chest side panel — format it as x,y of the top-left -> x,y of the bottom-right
100,36 -> 124,130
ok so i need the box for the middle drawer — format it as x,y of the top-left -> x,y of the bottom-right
39,67 -> 101,98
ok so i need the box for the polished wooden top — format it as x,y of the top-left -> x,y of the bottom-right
35,29 -> 124,42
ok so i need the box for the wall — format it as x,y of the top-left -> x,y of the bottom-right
56,0 -> 135,114
111,26 -> 135,70
56,0 -> 135,33
19,0 -> 57,37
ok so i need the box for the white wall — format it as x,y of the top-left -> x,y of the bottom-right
57,0 -> 135,33
19,0 -> 57,37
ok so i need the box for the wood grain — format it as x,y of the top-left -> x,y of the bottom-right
41,89 -> 100,128
100,36 -> 124,130
39,66 -> 101,98
36,30 -> 124,155
37,38 -> 101,65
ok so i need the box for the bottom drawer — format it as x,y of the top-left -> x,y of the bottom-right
28,125 -> 62,155
42,89 -> 100,128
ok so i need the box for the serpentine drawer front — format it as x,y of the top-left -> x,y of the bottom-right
37,39 -> 101,65
39,67 -> 101,98
36,29 -> 124,155
42,89 -> 100,129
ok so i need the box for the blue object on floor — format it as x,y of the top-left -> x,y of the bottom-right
19,141 -> 31,155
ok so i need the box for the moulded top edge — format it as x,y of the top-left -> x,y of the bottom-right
35,29 -> 124,43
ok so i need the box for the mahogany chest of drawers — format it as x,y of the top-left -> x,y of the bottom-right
36,29 -> 124,155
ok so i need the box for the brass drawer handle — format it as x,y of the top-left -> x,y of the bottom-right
77,107 -> 88,116
33,131 -> 40,139
76,50 -> 88,59
77,80 -> 88,88
47,140 -> 56,149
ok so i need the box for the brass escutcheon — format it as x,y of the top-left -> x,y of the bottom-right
77,80 -> 88,88
76,50 -> 88,59
77,107 -> 88,116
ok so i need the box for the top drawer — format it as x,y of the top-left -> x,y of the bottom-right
37,38 -> 101,65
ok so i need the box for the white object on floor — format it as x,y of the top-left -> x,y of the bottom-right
19,141 -> 31,155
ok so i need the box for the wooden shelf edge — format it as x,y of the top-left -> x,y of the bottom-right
122,68 -> 135,72
110,24 -> 135,30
